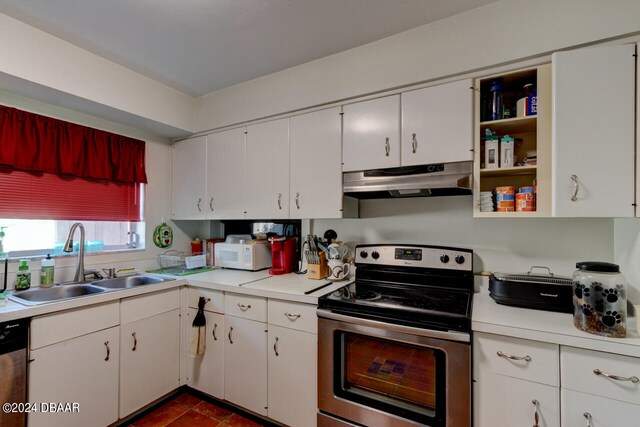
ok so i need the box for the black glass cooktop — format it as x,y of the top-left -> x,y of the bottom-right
319,281 -> 473,332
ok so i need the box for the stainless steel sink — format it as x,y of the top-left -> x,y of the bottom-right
92,275 -> 169,289
9,284 -> 106,306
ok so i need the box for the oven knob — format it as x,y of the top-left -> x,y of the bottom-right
359,250 -> 368,259
371,251 -> 380,260
440,254 -> 450,264
455,255 -> 465,264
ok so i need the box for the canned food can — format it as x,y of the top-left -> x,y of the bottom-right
495,186 -> 515,195
496,207 -> 515,212
519,186 -> 535,194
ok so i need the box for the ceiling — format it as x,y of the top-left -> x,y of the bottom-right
0,0 -> 497,97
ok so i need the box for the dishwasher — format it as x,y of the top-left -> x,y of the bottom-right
0,318 -> 29,427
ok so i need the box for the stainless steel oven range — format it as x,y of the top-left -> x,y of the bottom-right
317,244 -> 473,427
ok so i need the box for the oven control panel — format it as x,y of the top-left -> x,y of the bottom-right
356,244 -> 472,271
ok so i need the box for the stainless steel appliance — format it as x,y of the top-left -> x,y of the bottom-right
0,318 -> 29,427
343,162 -> 473,199
317,244 -> 473,427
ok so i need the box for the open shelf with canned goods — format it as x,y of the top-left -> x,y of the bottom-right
473,64 -> 551,217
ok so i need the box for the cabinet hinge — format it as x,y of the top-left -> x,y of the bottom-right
632,203 -> 637,207
244,131 -> 248,134
28,358 -> 35,364
339,112 -> 344,116
633,53 -> 638,58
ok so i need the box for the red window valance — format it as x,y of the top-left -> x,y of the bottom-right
0,105 -> 147,184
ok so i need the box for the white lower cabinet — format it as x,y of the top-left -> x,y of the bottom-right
561,389 -> 640,426
119,289 -> 181,418
474,332 -> 560,427
119,308 -> 181,417
268,325 -> 317,427
28,326 -> 120,427
186,308 -> 225,399
224,315 -> 268,416
474,371 -> 559,427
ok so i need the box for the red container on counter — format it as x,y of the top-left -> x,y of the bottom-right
269,236 -> 297,275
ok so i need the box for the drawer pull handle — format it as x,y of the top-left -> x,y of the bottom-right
284,312 -> 301,321
132,332 -> 137,351
104,341 -> 110,361
274,337 -> 279,356
411,133 -> 417,153
237,303 -> 252,311
497,350 -> 531,362
212,323 -> 217,341
228,326 -> 234,344
583,412 -> 592,427
384,137 -> 390,156
532,400 -> 539,427
593,368 -> 639,383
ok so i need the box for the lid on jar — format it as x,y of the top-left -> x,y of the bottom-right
576,261 -> 620,273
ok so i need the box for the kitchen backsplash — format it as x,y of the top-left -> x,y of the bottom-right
313,196 -> 614,282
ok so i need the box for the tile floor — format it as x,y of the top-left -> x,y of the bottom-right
127,390 -> 270,427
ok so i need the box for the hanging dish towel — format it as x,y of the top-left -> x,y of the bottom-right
189,297 -> 208,357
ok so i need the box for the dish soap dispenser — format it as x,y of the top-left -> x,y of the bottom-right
16,259 -> 31,290
40,254 -> 55,288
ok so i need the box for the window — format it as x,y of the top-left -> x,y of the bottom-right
0,105 -> 148,257
1,219 -> 145,258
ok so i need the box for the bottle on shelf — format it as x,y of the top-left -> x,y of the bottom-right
490,79 -> 504,121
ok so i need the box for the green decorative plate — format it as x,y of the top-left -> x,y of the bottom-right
153,222 -> 173,248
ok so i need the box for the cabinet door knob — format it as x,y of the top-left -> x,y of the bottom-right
273,337 -> 279,356
277,193 -> 282,210
497,350 -> 531,362
212,323 -> 217,341
209,197 -> 214,211
197,198 -> 202,212
570,175 -> 579,202
411,133 -> 417,154
132,332 -> 137,351
593,368 -> 639,383
228,326 -> 234,344
384,137 -> 390,157
104,341 -> 110,361
295,192 -> 301,209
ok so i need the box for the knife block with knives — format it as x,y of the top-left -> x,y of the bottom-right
307,251 -> 328,280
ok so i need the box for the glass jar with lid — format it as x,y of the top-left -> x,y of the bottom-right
573,261 -> 626,338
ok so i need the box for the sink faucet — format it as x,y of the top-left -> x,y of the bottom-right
63,222 -> 100,282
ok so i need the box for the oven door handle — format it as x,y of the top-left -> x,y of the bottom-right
317,309 -> 470,343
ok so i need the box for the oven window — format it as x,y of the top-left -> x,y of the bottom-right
335,332 -> 445,425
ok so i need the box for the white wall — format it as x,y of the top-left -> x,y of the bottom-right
196,0 -> 640,132
614,219 -> 640,305
0,92 -> 206,290
0,13 -> 196,135
313,196 -> 613,278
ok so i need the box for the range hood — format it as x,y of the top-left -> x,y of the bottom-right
343,161 -> 473,199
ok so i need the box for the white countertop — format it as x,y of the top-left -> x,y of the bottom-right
0,268 -> 351,322
472,277 -> 640,358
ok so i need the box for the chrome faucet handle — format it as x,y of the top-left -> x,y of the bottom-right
84,269 -> 103,280
102,268 -> 117,279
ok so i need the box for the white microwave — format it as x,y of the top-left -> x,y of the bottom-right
214,242 -> 272,271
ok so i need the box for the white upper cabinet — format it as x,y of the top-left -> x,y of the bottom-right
206,128 -> 246,219
245,119 -> 290,219
172,136 -> 207,219
402,79 -> 474,166
342,95 -> 401,171
552,44 -> 635,217
290,107 -> 343,218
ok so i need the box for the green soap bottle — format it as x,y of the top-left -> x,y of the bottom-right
16,259 -> 31,291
